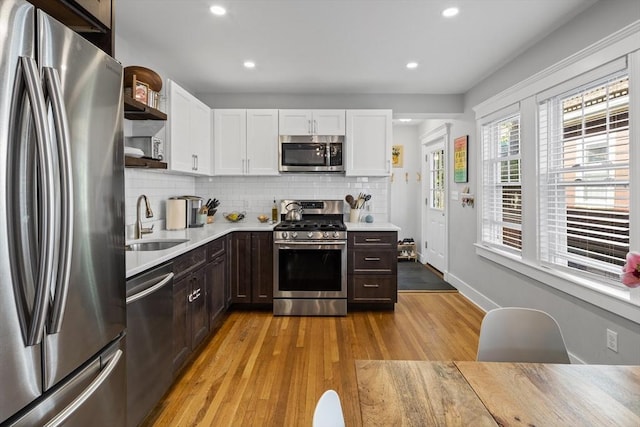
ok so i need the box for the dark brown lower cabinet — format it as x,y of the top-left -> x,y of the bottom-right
230,231 -> 273,304
206,251 -> 226,331
348,231 -> 398,306
172,265 -> 207,373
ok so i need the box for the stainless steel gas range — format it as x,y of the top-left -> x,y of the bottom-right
273,200 -> 347,316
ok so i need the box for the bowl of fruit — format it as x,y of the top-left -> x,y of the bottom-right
223,211 -> 246,222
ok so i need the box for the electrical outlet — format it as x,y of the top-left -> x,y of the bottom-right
606,329 -> 618,353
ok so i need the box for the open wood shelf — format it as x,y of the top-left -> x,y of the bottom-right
125,156 -> 167,169
124,94 -> 167,120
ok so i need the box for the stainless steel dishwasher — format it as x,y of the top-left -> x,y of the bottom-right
126,262 -> 174,427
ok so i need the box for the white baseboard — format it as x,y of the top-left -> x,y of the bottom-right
445,272 -> 500,313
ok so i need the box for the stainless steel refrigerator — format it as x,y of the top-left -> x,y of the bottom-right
0,0 -> 126,425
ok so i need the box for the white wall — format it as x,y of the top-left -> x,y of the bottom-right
389,126 -> 421,244
445,0 -> 640,364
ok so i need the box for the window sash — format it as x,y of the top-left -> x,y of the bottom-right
482,113 -> 522,251
539,72 -> 630,283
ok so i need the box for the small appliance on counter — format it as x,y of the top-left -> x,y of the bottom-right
125,136 -> 164,160
179,196 -> 205,228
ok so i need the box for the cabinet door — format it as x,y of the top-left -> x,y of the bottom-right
168,81 -> 196,173
213,109 -> 246,175
251,232 -> 273,303
345,110 -> 392,176
207,255 -> 226,330
279,109 -> 312,135
191,98 -> 212,175
246,109 -> 279,175
230,232 -> 252,303
225,234 -> 233,308
313,110 -> 345,135
172,276 -> 190,373
74,0 -> 112,28
190,269 -> 208,349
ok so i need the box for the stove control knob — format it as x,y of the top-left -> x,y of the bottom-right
323,231 -> 329,238
291,232 -> 298,239
307,232 -> 314,238
282,232 -> 288,239
333,231 -> 340,238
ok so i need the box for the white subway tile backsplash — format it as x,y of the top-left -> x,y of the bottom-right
124,171 -> 390,228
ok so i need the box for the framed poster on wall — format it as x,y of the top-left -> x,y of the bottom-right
454,135 -> 468,183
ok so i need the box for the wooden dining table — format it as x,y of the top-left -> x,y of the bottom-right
355,359 -> 640,426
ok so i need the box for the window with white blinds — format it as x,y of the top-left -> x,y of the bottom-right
481,113 -> 522,252
538,71 -> 629,282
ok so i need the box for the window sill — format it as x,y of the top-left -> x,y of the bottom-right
475,244 -> 640,324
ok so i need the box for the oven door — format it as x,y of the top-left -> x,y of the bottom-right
273,241 -> 347,298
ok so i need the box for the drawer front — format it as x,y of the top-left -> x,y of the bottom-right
351,250 -> 396,274
349,232 -> 396,248
350,276 -> 397,302
207,237 -> 225,261
174,246 -> 207,279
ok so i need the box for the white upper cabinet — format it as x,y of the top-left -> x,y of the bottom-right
345,109 -> 392,176
279,109 -> 345,135
166,80 -> 212,175
213,109 -> 279,176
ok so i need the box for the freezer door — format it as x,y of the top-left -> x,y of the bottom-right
37,11 -> 126,390
0,1 -> 44,423
6,336 -> 126,427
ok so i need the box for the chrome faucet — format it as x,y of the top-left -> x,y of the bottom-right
135,194 -> 154,239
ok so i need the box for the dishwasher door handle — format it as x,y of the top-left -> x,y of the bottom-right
126,272 -> 174,304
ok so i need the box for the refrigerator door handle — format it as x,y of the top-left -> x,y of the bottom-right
18,56 -> 57,346
43,66 -> 74,334
43,348 -> 124,427
126,272 -> 174,304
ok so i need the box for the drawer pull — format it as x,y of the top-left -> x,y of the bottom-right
365,238 -> 381,242
364,257 -> 381,261
188,288 -> 201,302
363,283 -> 379,288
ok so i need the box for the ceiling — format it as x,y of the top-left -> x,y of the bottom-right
115,0 -> 597,96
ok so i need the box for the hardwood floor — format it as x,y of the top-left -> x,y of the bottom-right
142,292 -> 484,426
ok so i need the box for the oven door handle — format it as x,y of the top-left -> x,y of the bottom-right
274,241 -> 347,248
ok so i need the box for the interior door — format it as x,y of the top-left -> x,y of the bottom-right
423,141 -> 446,272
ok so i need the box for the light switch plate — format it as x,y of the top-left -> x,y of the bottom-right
451,191 -> 459,201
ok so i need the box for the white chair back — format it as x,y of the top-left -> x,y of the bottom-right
312,389 -> 345,427
477,307 -> 570,363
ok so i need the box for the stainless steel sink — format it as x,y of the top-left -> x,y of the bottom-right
125,238 -> 189,251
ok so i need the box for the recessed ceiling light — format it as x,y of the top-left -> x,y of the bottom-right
442,7 -> 459,18
210,5 -> 227,16
406,62 -> 418,70
243,61 -> 256,69
399,118 -> 412,123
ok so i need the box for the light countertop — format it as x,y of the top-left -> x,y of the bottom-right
126,220 -> 400,278
345,222 -> 401,232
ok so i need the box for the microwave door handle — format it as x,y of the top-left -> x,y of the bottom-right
19,57 -> 57,346
43,67 -> 74,334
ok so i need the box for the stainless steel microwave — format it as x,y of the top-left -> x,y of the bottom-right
279,135 -> 344,172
